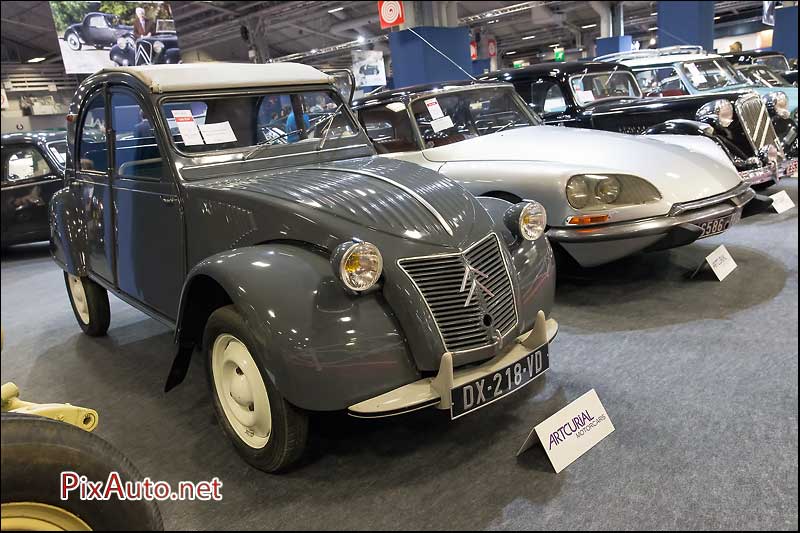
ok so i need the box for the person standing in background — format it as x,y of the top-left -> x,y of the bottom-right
133,7 -> 154,39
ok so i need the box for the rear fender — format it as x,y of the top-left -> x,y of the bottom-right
169,243 -> 419,411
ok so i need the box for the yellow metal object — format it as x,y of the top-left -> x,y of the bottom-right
1,383 -> 98,432
1,502 -> 92,531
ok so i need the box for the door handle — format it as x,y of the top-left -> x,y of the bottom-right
161,196 -> 178,206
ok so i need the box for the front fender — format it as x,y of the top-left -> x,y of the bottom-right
644,118 -> 715,137
174,243 -> 420,411
49,186 -> 89,276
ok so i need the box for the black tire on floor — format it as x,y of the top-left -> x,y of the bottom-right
64,272 -> 110,337
204,305 -> 309,473
1,412 -> 163,531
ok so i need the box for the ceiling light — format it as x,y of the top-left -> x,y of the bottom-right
714,16 -> 721,20
27,57 -> 46,63
549,43 -> 560,48
356,35 -> 365,44
310,48 -> 318,53
487,19 -> 498,24
650,37 -> 656,45
649,26 -> 658,31
506,51 -> 517,55
327,7 -> 344,13
651,11 -> 657,16
581,23 -> 597,29
522,35 -> 536,40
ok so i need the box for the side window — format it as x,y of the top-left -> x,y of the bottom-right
358,104 -> 418,154
89,15 -> 108,28
78,93 -> 108,173
3,146 -> 51,183
111,91 -> 167,180
530,82 -> 566,114
635,68 -> 688,96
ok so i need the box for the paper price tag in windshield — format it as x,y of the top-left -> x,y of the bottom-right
685,63 -> 707,85
425,98 -> 445,119
431,115 -> 454,133
577,90 -> 595,102
199,122 -> 237,144
171,110 -> 204,146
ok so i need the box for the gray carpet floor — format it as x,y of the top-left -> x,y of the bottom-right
1,180 -> 797,530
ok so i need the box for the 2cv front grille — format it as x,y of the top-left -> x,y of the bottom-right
736,93 -> 781,153
398,234 -> 518,353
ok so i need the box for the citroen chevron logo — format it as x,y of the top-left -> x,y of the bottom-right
460,264 -> 495,307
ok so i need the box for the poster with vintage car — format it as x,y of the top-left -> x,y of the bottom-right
352,49 -> 387,88
49,1 -> 180,74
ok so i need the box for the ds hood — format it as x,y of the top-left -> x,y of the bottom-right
422,125 -> 743,203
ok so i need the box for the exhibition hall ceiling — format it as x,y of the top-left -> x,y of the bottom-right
0,1 -> 769,67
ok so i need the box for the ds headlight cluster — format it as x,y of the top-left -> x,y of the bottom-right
566,174 -> 661,211
762,91 -> 790,119
503,201 -> 547,241
696,99 -> 734,128
331,241 -> 383,292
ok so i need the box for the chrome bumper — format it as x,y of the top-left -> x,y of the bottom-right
347,311 -> 558,418
740,157 -> 799,186
548,183 -> 755,244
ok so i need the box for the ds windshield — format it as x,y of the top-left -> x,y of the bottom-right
161,89 -> 359,155
569,70 -> 642,105
409,87 -> 537,148
681,59 -> 745,91
755,54 -> 790,71
739,66 -> 790,87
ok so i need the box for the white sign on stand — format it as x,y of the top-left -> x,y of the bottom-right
517,389 -> 614,473
704,244 -> 737,281
770,190 -> 795,214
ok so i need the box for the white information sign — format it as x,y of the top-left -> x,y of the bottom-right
425,98 -> 445,119
171,110 -> 204,146
705,244 -> 737,281
431,115 -> 454,133
770,190 -> 795,214
198,122 -> 238,144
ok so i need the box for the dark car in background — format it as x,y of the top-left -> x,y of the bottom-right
724,50 -> 798,85
110,19 -> 180,66
481,61 -> 797,187
63,12 -> 134,51
1,132 -> 66,250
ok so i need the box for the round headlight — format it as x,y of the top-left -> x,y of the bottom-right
333,241 -> 383,292
116,37 -> 128,49
153,40 -> 165,53
519,201 -> 547,241
696,99 -> 734,128
566,175 -> 591,209
762,91 -> 789,118
595,176 -> 621,203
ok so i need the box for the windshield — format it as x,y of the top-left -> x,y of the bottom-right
156,19 -> 176,33
161,89 -> 359,155
755,54 -> 790,71
569,70 -> 642,105
408,87 -> 537,148
738,65 -> 790,87
47,141 -> 67,167
680,59 -> 745,91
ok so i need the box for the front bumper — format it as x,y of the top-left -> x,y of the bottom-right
547,183 -> 756,267
740,157 -> 798,186
347,311 -> 558,418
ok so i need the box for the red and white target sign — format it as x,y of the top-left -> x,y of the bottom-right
378,1 -> 405,29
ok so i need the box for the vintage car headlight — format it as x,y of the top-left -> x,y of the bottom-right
504,201 -> 547,241
566,174 -> 661,211
116,37 -> 128,50
762,91 -> 790,118
332,241 -> 383,292
153,40 -> 165,54
696,99 -> 734,128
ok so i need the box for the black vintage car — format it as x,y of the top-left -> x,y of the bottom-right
1,131 -> 66,250
109,19 -> 180,66
481,61 -> 797,188
63,12 -> 134,51
723,50 -> 798,85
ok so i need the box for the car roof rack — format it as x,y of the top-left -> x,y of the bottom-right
595,45 -> 707,63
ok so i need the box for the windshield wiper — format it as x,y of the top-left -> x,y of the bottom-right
317,103 -> 344,151
244,111 -> 341,160
494,119 -> 518,133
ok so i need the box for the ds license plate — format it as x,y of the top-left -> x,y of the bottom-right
450,344 -> 549,419
697,212 -> 738,239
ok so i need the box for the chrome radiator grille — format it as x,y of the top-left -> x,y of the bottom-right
398,234 -> 517,353
736,94 -> 781,153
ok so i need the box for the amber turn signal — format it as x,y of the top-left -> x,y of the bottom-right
567,214 -> 610,225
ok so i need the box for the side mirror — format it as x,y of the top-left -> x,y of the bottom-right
325,69 -> 355,104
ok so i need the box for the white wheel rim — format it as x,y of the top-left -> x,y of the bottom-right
211,334 -> 271,449
67,35 -> 79,49
67,275 -> 90,325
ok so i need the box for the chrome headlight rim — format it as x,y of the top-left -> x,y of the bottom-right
762,91 -> 790,119
332,240 -> 383,292
116,36 -> 128,49
696,99 -> 734,128
153,40 -> 165,54
503,201 -> 547,241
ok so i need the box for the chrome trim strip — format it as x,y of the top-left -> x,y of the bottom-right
179,145 -> 371,172
668,182 -> 751,216
298,166 -> 455,236
396,233 -> 519,356
1,177 -> 60,191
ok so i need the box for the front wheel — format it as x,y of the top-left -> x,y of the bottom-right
64,273 -> 110,336
65,32 -> 81,51
204,305 -> 308,473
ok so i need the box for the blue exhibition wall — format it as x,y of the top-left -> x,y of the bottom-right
658,1 -> 715,51
772,5 -> 798,58
389,26 -> 472,87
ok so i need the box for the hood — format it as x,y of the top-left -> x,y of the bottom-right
187,157 -> 487,250
423,125 -> 743,203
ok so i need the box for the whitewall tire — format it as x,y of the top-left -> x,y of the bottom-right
66,33 -> 81,51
